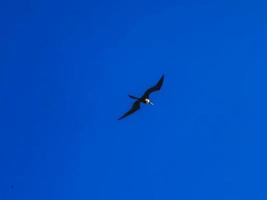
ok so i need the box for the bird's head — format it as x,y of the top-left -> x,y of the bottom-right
145,98 -> 154,105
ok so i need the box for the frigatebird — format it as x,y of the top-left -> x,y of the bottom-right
118,74 -> 164,120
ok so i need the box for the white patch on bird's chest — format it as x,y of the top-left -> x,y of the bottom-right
144,98 -> 150,104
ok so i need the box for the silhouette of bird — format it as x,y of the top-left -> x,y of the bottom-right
118,74 -> 164,120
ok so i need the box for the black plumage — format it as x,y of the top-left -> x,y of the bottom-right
118,75 -> 164,120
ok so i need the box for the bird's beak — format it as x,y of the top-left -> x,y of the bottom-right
150,101 -> 154,105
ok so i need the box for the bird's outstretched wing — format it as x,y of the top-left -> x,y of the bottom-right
118,101 -> 141,120
142,75 -> 164,99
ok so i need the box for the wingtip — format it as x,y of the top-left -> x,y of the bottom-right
118,116 -> 125,120
160,74 -> 165,83
159,74 -> 164,80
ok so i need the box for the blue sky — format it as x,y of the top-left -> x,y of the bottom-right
1,0 -> 267,199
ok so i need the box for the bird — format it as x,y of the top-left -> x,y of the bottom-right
118,74 -> 164,120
